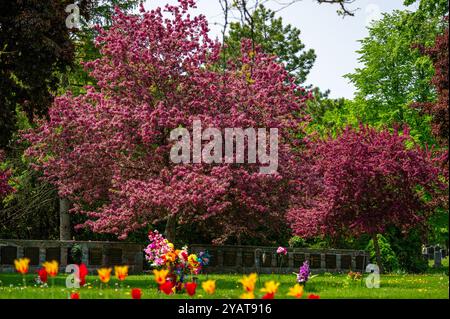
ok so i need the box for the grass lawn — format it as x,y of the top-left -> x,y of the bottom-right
0,271 -> 448,299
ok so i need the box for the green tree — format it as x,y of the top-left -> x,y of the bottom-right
342,1 -> 448,145
60,0 -> 141,95
0,0 -> 75,149
223,4 -> 316,84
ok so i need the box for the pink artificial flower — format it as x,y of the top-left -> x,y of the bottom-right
276,246 -> 287,255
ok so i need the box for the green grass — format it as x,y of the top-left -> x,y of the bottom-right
0,272 -> 448,299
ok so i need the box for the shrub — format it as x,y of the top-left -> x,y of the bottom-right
366,234 -> 400,272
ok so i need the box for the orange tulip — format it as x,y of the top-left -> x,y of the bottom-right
97,267 -> 112,283
42,260 -> 59,277
14,258 -> 30,275
114,265 -> 129,281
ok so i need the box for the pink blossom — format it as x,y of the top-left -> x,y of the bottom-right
276,246 -> 287,255
23,0 -> 310,242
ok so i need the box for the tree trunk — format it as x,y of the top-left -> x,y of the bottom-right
372,234 -> 383,274
165,214 -> 177,243
59,198 -> 71,240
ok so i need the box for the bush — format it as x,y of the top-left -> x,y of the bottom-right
386,227 -> 428,273
288,236 -> 306,248
366,234 -> 400,272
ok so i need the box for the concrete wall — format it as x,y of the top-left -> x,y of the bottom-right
190,244 -> 370,274
0,240 -> 369,274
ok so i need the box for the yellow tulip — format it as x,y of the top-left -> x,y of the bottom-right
14,258 -> 30,275
240,292 -> 255,299
260,281 -> 280,295
153,268 -> 169,285
239,273 -> 257,292
98,267 -> 112,283
42,260 -> 59,277
287,284 -> 304,298
201,280 -> 216,295
114,265 -> 129,281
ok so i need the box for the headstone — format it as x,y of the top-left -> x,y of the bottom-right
428,247 -> 435,260
434,248 -> 442,268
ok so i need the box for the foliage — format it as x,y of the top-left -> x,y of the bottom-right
24,0 -> 308,244
287,125 -> 446,239
288,236 -> 306,248
0,110 -> 59,240
385,227 -> 429,273
411,26 -> 449,147
307,96 -> 436,146
366,234 -> 400,273
0,150 -> 14,200
61,0 -> 140,96
344,1 -> 448,146
0,0 -> 75,148
69,244 -> 83,264
223,4 -> 316,85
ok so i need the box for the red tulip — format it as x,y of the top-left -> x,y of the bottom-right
79,263 -> 88,286
70,292 -> 80,299
131,288 -> 142,299
37,268 -> 48,283
308,294 -> 320,299
262,293 -> 275,299
160,281 -> 175,295
185,282 -> 197,296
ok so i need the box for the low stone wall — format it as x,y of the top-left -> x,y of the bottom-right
0,240 -> 369,274
0,239 -> 143,274
190,244 -> 370,274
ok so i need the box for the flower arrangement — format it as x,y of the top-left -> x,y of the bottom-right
144,230 -> 210,294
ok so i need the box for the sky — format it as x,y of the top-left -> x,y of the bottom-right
142,0 -> 419,99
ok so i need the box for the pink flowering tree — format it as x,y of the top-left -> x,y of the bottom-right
0,150 -> 13,200
287,125 -> 446,272
24,0 -> 308,243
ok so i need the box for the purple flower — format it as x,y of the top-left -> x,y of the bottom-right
297,261 -> 310,284
276,246 -> 287,255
